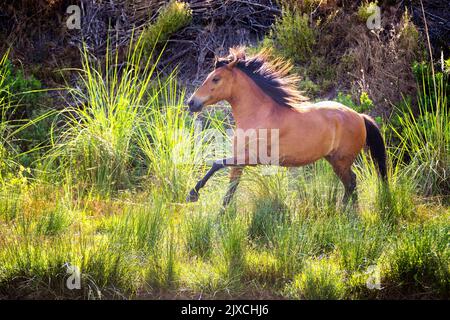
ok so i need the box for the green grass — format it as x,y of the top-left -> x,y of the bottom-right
285,257 -> 346,300
0,38 -> 448,299
390,66 -> 449,197
380,219 -> 449,296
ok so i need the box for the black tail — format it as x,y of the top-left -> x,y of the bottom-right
363,115 -> 387,181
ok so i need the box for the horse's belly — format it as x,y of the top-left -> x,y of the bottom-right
277,148 -> 325,167
276,129 -> 334,166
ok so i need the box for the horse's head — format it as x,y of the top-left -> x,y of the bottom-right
187,47 -> 245,112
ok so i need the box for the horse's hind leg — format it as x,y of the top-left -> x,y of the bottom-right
326,156 -> 357,204
222,167 -> 243,208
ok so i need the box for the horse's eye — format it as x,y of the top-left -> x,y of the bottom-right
212,77 -> 220,84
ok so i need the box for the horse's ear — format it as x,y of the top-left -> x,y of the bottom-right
227,46 -> 246,69
227,58 -> 240,69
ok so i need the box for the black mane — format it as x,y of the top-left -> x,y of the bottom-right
215,49 -> 307,108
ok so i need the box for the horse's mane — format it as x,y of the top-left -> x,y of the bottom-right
215,47 -> 309,108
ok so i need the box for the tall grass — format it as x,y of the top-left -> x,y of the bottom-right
391,63 -> 449,198
185,211 -> 215,259
1,27 -> 449,300
285,257 -> 346,300
381,219 -> 449,296
137,77 -> 200,202
0,49 -> 16,183
44,35 -> 165,194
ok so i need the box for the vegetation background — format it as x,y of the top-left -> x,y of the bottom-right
0,0 -> 448,299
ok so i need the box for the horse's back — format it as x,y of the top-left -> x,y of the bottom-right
288,100 -> 366,160
311,100 -> 366,158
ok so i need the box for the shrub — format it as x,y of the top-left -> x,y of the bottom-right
398,9 -> 420,52
357,1 -> 379,23
307,56 -> 336,92
142,1 -> 192,50
336,91 -> 374,113
0,57 -> 42,119
359,91 -> 374,112
268,7 -> 315,63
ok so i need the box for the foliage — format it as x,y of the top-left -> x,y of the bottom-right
142,0 -> 192,51
267,7 -> 315,63
185,212 -> 215,259
0,57 -> 42,119
381,220 -> 450,295
398,9 -> 420,52
336,91 -> 375,114
357,1 -> 379,23
0,10 -> 449,299
391,61 -> 449,197
44,35 -> 169,194
286,258 -> 346,300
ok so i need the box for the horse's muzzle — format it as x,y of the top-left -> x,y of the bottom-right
187,98 -> 203,112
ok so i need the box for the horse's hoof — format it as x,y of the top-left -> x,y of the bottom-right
186,191 -> 199,203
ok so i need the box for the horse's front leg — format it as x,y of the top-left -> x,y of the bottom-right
187,158 -> 238,202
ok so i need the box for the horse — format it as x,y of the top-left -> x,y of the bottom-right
186,47 -> 387,208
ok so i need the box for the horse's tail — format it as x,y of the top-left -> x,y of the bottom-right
362,115 -> 387,181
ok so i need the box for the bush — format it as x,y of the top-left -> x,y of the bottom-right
398,9 -> 420,52
0,57 -> 42,119
268,7 -> 315,63
142,1 -> 192,51
277,0 -> 324,14
357,1 -> 379,23
336,91 -> 375,114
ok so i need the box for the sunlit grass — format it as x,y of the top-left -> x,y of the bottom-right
0,39 -> 448,299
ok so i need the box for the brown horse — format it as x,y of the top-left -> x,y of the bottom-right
186,47 -> 387,207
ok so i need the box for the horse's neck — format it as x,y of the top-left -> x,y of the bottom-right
227,70 -> 277,127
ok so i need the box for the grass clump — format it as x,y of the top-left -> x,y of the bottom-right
285,258 -> 346,300
357,1 -> 379,23
142,1 -> 192,50
267,7 -> 315,63
185,212 -> 215,259
391,63 -> 449,197
248,197 -> 289,246
45,35 -> 165,194
137,80 -> 198,202
381,219 -> 450,296
218,217 -> 247,287
35,205 -> 72,236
